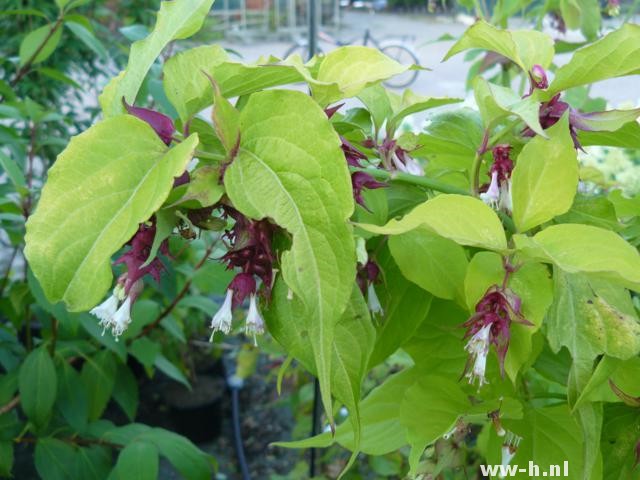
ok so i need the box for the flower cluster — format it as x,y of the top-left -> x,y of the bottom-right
326,105 -> 387,210
210,207 -> 275,343
378,138 -> 424,176
91,221 -> 167,339
357,259 -> 384,316
462,283 -> 532,388
480,144 -> 514,212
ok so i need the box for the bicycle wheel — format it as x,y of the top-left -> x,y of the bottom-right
282,42 -> 324,60
380,44 -> 420,89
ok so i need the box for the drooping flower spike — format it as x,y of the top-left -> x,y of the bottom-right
351,171 -> 387,211
90,219 -> 168,340
480,144 -> 513,213
462,284 -> 532,388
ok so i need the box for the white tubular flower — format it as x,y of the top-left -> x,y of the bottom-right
403,156 -> 425,176
90,294 -> 119,334
245,294 -> 265,346
464,324 -> 492,388
500,432 -> 522,477
210,289 -> 234,340
480,171 -> 500,208
499,179 -> 512,212
111,296 -> 132,340
367,283 -> 384,316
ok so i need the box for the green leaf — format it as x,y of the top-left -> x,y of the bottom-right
129,337 -> 160,367
211,79 -> 240,153
602,405 -> 640,480
224,90 -> 355,423
149,429 -> 212,479
99,0 -> 215,116
0,441 -> 13,477
25,117 -> 198,311
400,375 -> 468,447
555,194 -> 620,230
65,21 -> 108,60
19,347 -> 57,428
55,361 -> 89,431
310,46 -> 413,106
514,224 -> 640,289
464,252 -> 552,381
276,368 -> 418,455
548,24 -> 640,96
511,114 -> 579,232
571,108 -> 640,132
443,20 -> 554,72
390,90 -> 461,130
163,47 -> 303,122
112,362 -> 138,421
504,405 -> 584,480
368,247 -> 433,368
167,166 -> 224,208
403,298 -> 468,377
0,151 -> 26,188
546,269 -> 640,363
81,350 -> 117,420
359,194 -> 507,251
154,354 -> 190,388
34,438 -> 78,480
114,442 -> 159,480
389,226 -> 468,302
19,23 -> 63,66
267,280 -> 375,465
473,77 -> 545,135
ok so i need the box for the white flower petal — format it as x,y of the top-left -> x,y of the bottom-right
210,289 -> 234,340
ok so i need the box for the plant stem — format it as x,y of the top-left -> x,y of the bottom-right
131,239 -> 218,342
359,168 -> 468,196
9,16 -> 65,89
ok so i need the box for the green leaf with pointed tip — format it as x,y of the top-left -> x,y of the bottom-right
548,24 -> 640,96
275,368 -> 419,455
359,194 -> 507,251
99,0 -> 215,117
387,90 -> 461,135
546,269 -> 640,363
311,46 -> 413,106
25,116 -> 198,311
114,442 -> 159,480
368,246 -> 433,369
82,349 -> 117,420
389,227 -> 468,302
266,280 -> 375,470
224,89 -> 355,424
511,114 -> 579,232
168,166 -> 224,209
211,80 -> 239,153
19,23 -> 63,66
571,108 -> 640,132
502,405 -> 584,480
19,347 -> 57,428
443,20 -> 554,72
163,46 -> 304,122
473,77 -> 545,135
513,224 -> 640,290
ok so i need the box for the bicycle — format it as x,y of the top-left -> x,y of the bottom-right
283,28 -> 420,89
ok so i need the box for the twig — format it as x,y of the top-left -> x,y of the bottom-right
0,396 -> 20,416
359,168 -> 468,196
131,240 -> 218,341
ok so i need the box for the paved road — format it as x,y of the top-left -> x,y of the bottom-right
219,10 -> 640,108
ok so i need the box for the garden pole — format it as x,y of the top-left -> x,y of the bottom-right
308,0 -> 318,59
